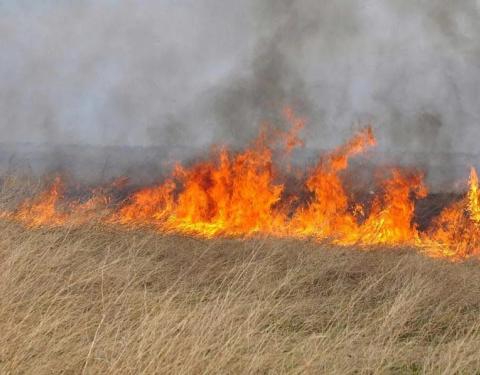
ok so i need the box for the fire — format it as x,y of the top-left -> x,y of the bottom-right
289,127 -> 375,239
4,177 -> 114,228
467,167 -> 480,224
282,107 -> 305,155
426,167 -> 480,258
344,170 -> 427,246
114,128 -> 285,237
2,109 -> 480,260
13,176 -> 67,227
114,180 -> 176,225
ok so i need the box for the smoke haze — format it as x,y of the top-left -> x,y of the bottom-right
1,0 -> 480,156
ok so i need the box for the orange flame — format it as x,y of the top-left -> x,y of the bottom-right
13,176 -> 68,227
6,177 -> 114,228
467,167 -> 480,224
289,126 -> 376,239
343,170 -> 427,246
3,110 -> 480,260
427,167 -> 480,258
115,129 -> 285,237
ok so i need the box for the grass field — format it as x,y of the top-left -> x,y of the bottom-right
2,219 -> 480,374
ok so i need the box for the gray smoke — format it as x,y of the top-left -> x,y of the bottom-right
1,0 -> 480,165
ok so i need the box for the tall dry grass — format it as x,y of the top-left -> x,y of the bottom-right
1,221 -> 480,374
2,177 -> 480,373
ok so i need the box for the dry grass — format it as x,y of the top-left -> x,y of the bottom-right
1,221 -> 480,374
2,177 -> 480,374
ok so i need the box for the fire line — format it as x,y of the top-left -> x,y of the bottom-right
2,109 -> 479,260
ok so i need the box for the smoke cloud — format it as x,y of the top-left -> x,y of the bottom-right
1,0 -> 480,157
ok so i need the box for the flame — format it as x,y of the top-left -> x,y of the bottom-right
426,167 -> 480,258
13,176 -> 68,227
289,126 -> 375,239
3,109 -> 480,260
114,179 -> 176,225
115,129 -> 285,237
467,167 -> 480,224
5,177 -> 115,227
343,170 -> 427,246
282,106 -> 305,155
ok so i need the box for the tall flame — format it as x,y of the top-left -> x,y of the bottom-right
468,167 -> 480,224
2,110 -> 480,260
290,126 -> 375,239
427,167 -> 480,258
112,128 -> 286,236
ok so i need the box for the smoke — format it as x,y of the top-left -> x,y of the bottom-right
1,0 -> 480,158
0,0 -> 253,148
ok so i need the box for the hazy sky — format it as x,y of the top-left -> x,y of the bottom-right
1,0 -> 480,154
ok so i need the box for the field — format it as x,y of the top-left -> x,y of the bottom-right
2,220 -> 480,374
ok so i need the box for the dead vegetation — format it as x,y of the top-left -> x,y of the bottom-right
1,218 -> 480,374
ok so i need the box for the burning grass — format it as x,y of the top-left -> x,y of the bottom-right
2,222 -> 480,373
1,113 -> 480,259
2,111 -> 480,372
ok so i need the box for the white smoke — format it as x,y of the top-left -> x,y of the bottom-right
1,0 -> 479,158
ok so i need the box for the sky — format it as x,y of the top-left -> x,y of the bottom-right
1,0 -> 480,154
